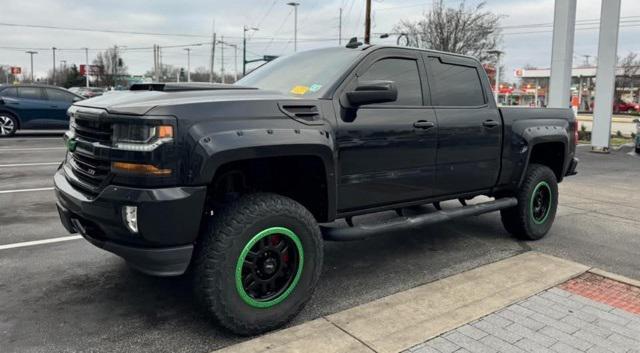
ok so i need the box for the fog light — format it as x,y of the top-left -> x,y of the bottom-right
123,206 -> 139,233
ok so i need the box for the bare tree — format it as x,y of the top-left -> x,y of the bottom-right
93,46 -> 128,88
393,0 -> 503,63
616,52 -> 640,102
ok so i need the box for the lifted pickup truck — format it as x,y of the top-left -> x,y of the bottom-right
55,43 -> 578,335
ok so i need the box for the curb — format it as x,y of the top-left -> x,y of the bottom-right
589,268 -> 640,288
214,252 -> 589,353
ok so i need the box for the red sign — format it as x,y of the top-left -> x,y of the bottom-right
10,67 -> 21,75
79,64 -> 100,76
514,69 -> 523,77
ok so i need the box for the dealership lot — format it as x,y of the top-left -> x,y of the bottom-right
1,134 -> 639,353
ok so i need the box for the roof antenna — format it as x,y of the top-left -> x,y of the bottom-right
345,37 -> 363,49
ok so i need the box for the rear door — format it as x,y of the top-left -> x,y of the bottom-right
44,88 -> 77,128
16,87 -> 49,128
424,54 -> 502,196
336,49 -> 438,211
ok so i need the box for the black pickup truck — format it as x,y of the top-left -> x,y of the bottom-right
55,43 -> 578,335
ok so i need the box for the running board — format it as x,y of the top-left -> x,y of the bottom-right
321,197 -> 518,241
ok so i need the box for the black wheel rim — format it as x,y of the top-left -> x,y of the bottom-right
530,181 -> 552,224
235,227 -> 303,308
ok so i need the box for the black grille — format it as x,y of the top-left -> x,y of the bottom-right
74,115 -> 112,144
68,152 -> 110,193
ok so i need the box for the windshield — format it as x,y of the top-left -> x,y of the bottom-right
236,47 -> 361,98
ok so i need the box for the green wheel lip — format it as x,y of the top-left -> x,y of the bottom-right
235,226 -> 304,309
530,181 -> 552,225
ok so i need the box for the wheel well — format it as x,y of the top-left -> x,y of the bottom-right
207,156 -> 329,222
0,110 -> 19,128
528,142 -> 565,181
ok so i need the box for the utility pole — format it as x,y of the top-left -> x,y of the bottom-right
287,2 -> 300,52
220,36 -> 225,83
83,47 -> 89,87
210,32 -> 217,83
364,0 -> 372,44
242,26 -> 259,76
26,51 -> 38,83
582,54 -> 591,66
184,48 -> 191,82
339,8 -> 343,45
52,47 -> 57,85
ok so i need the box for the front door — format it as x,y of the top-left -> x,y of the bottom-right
336,50 -> 437,212
425,55 -> 502,196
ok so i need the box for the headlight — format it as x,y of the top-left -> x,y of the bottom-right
112,124 -> 174,151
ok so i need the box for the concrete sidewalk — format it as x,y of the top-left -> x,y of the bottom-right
217,252 -> 633,353
214,252 -> 640,353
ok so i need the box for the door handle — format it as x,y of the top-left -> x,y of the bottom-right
482,120 -> 499,128
413,120 -> 435,130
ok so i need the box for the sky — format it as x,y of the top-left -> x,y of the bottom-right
0,0 -> 639,82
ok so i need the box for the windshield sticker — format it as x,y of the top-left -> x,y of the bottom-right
290,85 -> 310,95
308,84 -> 322,92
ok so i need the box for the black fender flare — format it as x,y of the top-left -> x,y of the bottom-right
190,127 -> 337,220
512,122 -> 570,187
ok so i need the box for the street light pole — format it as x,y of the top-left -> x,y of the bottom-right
52,47 -> 57,85
487,50 -> 504,103
26,51 -> 38,83
184,48 -> 191,82
287,2 -> 300,52
83,47 -> 89,87
242,26 -> 259,76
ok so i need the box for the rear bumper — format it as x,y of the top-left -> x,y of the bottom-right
565,157 -> 579,176
54,167 -> 207,276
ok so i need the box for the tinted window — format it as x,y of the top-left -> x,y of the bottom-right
359,58 -> 422,106
46,88 -> 76,102
18,87 -> 43,100
428,57 -> 485,106
0,87 -> 17,98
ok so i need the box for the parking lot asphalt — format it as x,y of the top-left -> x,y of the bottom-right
0,133 -> 638,353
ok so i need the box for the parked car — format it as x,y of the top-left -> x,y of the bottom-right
68,87 -> 105,98
55,44 -> 578,335
0,84 -> 84,137
613,101 -> 640,113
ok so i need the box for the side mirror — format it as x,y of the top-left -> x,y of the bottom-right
346,80 -> 398,107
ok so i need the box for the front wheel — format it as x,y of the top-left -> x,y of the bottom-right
0,113 -> 18,137
194,193 -> 323,335
500,164 -> 558,240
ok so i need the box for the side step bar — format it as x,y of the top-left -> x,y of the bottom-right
321,197 -> 518,241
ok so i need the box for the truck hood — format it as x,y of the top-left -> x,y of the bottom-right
73,86 -> 291,116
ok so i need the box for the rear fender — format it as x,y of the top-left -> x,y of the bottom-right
508,120 -> 570,188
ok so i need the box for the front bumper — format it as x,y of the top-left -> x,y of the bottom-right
54,167 -> 207,276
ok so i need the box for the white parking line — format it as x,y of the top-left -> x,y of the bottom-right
0,187 -> 54,194
0,147 -> 66,152
0,235 -> 82,251
0,162 -> 60,167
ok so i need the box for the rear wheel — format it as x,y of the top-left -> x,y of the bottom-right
194,193 -> 323,335
500,164 -> 558,240
0,113 -> 18,137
